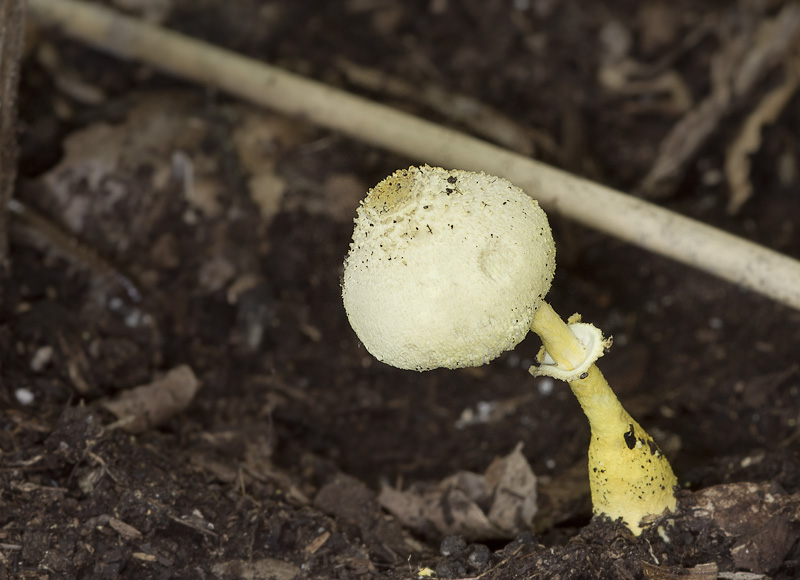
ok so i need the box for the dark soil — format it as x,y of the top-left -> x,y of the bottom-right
4,1 -> 800,579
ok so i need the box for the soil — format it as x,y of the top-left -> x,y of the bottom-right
4,1 -> 800,579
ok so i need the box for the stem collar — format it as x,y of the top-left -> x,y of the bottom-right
532,322 -> 611,382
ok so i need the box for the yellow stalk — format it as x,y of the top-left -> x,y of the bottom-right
531,302 -> 677,535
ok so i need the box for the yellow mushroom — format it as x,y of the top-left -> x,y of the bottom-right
342,165 -> 677,535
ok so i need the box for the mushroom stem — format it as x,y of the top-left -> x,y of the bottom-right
530,302 -> 677,535
529,301 -> 586,371
530,303 -> 628,437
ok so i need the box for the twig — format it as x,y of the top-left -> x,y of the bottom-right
639,3 -> 800,198
9,199 -> 142,302
336,57 -> 558,157
26,0 -> 800,312
0,543 -> 22,551
0,0 -> 25,275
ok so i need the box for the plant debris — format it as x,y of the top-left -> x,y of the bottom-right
639,2 -> 800,198
100,364 -> 199,433
378,443 -> 537,541
725,61 -> 800,214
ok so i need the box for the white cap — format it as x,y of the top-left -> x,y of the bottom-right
342,166 -> 555,371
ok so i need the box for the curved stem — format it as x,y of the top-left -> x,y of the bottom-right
529,301 -> 585,370
530,302 -> 677,535
531,303 -> 630,437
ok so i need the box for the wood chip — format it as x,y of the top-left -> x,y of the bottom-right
303,531 -> 331,555
642,561 -> 717,580
108,517 -> 142,541
718,572 -> 769,580
100,365 -> 199,433
211,558 -> 300,580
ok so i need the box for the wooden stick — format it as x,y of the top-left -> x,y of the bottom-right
0,0 -> 25,277
27,0 -> 800,311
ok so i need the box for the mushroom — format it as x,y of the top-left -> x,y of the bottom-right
342,165 -> 555,371
342,165 -> 677,535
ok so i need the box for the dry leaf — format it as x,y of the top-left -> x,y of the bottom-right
690,482 -> 800,575
725,65 -> 799,214
100,365 -> 199,433
378,443 -> 537,541
379,476 -> 505,541
533,459 -> 591,530
484,443 -> 538,534
39,92 -> 209,238
731,513 -> 799,573
315,473 -> 410,563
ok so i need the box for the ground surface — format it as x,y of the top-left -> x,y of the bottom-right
3,1 -> 800,579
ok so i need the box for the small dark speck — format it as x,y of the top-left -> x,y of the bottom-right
447,176 -> 457,184
423,205 -> 430,209
579,372 -> 588,379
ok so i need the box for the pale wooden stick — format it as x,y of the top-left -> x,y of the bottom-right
27,0 -> 800,311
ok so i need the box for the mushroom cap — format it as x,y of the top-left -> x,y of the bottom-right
342,165 -> 556,371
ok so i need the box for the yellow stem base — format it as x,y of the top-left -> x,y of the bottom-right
570,367 -> 677,534
531,303 -> 677,535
